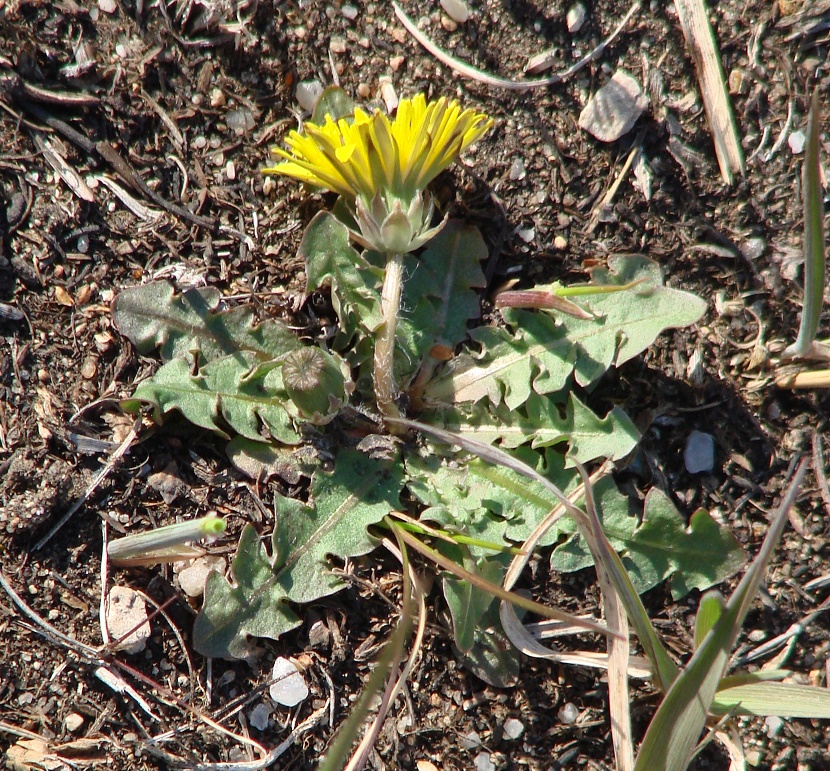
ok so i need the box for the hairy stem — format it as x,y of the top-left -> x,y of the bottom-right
374,251 -> 404,421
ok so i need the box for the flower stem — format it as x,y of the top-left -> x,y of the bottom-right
374,252 -> 404,422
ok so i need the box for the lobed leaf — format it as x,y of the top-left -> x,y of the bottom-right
124,352 -> 300,445
397,221 -> 487,374
424,255 -> 707,409
194,450 -> 404,658
551,482 -> 746,599
300,211 -> 383,344
113,281 -> 301,363
426,392 -> 639,463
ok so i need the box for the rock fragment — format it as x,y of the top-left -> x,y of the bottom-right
578,70 -> 648,143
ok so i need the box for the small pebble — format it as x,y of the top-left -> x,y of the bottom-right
553,235 -> 568,250
578,70 -> 648,143
341,3 -> 358,20
77,234 -> 90,253
684,430 -> 716,474
566,3 -> 587,33
98,0 -> 116,13
390,55 -> 405,72
225,160 -> 236,181
503,717 -> 524,739
788,130 -> 805,155
474,752 -> 495,771
516,225 -> 535,243
462,731 -> 482,749
249,702 -> 271,731
226,108 -> 255,135
357,83 -> 371,99
81,355 -> 98,380
64,713 -> 84,733
210,88 -> 225,108
764,715 -> 784,738
269,657 -> 309,707
440,0 -> 469,23
509,158 -> 526,181
262,176 -> 276,195
558,702 -> 579,724
193,136 -> 207,149
295,80 -> 323,112
330,37 -> 347,55
106,586 -> 150,654
440,15 -> 458,32
178,558 -> 216,598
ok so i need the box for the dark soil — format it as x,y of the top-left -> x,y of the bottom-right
2,0 -> 829,769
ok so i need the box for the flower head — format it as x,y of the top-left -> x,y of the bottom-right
264,94 -> 493,252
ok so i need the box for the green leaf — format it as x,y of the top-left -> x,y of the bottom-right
194,450 -> 404,658
311,86 -> 356,124
693,591 -> 725,650
551,483 -> 746,599
397,221 -> 486,371
300,211 -> 383,344
406,449 -> 578,551
785,89 -> 826,357
195,525 -> 302,658
125,352 -> 300,445
561,255 -> 708,387
424,310 -> 574,409
712,680 -> 830,718
113,281 -> 301,363
441,546 -> 503,654
425,256 -> 707,408
454,602 -> 520,688
427,392 -> 639,463
226,435 -> 308,484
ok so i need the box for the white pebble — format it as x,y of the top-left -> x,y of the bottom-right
558,702 -> 579,724
98,0 -> 116,13
567,3 -> 587,33
441,0 -> 469,23
178,558 -> 215,598
269,657 -> 309,707
295,80 -> 323,113
764,715 -> 784,737
106,586 -> 150,654
503,717 -> 524,739
341,4 -> 358,20
788,130 -> 805,155
64,713 -> 84,733
462,731 -> 482,749
509,158 -> 526,181
225,160 -> 236,181
684,430 -> 716,474
474,752 -> 495,771
77,234 -> 90,253
516,225 -> 535,243
578,70 -> 649,143
249,702 -> 271,731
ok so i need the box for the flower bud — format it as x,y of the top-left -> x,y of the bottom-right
282,347 -> 353,424
351,190 -> 447,254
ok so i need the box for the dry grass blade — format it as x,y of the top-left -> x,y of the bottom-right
388,416 -> 678,689
576,462 -> 634,771
392,0 -> 641,91
674,0 -> 745,184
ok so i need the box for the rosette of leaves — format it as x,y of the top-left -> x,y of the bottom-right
113,90 -> 740,664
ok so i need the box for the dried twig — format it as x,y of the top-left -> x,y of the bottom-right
392,0 -> 641,91
674,0 -> 745,184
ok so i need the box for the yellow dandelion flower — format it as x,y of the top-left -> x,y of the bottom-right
265,94 -> 493,204
264,94 -> 492,253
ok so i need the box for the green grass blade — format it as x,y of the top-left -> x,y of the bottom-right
786,90 -> 825,357
633,460 -> 807,771
712,681 -> 830,718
